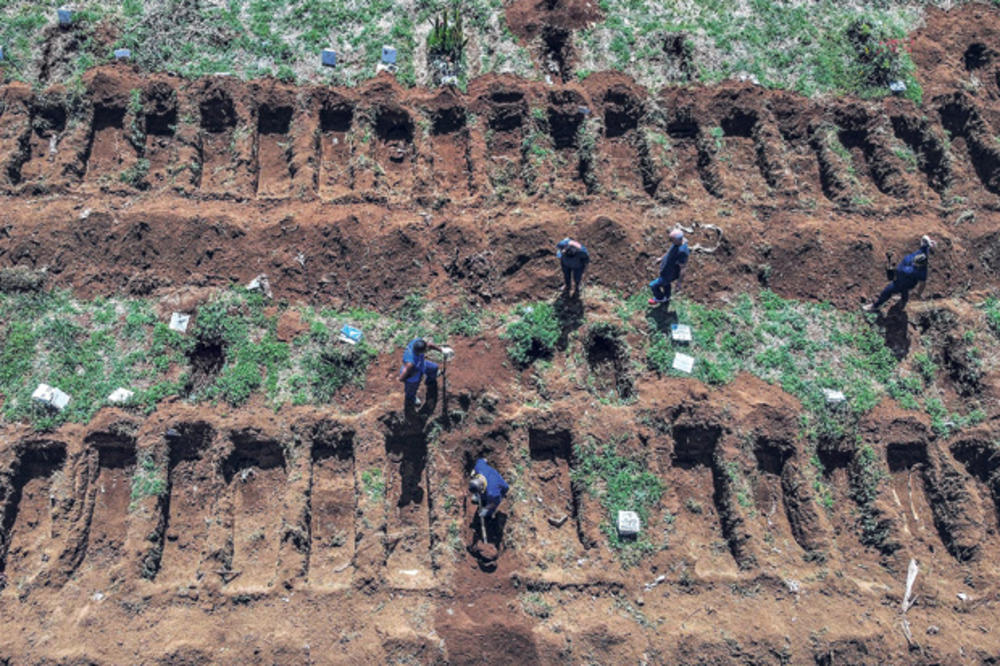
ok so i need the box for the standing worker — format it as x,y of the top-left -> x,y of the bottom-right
649,228 -> 690,306
864,235 -> 937,312
398,338 -> 451,407
468,458 -> 510,520
556,237 -> 590,298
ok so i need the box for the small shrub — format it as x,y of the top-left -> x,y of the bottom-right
306,342 -> 377,401
130,453 -> 165,507
502,302 -> 560,365
361,468 -> 385,501
0,266 -> 47,293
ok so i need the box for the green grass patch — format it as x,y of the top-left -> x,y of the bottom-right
502,302 -> 561,366
572,438 -> 666,567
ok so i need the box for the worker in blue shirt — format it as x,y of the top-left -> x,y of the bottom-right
398,338 -> 446,406
468,458 -> 510,519
649,228 -> 689,306
864,235 -> 936,312
556,237 -> 590,298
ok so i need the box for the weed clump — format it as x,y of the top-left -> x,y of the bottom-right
304,342 -> 377,402
0,266 -> 47,293
502,302 -> 560,366
572,438 -> 666,566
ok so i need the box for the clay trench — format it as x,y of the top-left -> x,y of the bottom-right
486,90 -> 526,192
383,427 -> 433,586
428,106 -> 472,199
255,103 -> 294,197
662,112 -> 707,197
836,124 -> 898,198
84,105 -> 137,185
372,106 -> 414,192
717,109 -> 770,195
0,443 -> 67,589
749,439 -> 810,557
153,422 -> 216,583
75,433 -> 137,580
18,103 -> 67,184
318,101 -> 355,198
885,442 -> 936,546
527,428 -> 589,555
890,114 -> 950,193
546,91 -> 590,194
142,83 -> 178,188
600,89 -> 645,195
307,428 -> 356,588
669,424 -> 741,569
938,100 -> 1000,195
221,434 -> 288,590
198,91 -> 238,193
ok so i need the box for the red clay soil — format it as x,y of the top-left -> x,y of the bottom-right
4,4 -> 1000,664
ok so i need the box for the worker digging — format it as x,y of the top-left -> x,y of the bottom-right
397,337 -> 452,409
467,457 -> 510,563
864,235 -> 937,312
556,236 -> 590,299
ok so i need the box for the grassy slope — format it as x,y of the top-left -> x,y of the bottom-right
0,0 -> 987,99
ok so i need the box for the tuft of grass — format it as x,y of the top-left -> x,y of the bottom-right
502,302 -> 561,366
361,468 -> 386,501
130,453 -> 166,507
572,437 -> 665,566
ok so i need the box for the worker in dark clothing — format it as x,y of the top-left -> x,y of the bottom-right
864,235 -> 937,312
399,338 -> 449,406
649,228 -> 690,306
556,237 -> 590,298
468,458 -> 510,519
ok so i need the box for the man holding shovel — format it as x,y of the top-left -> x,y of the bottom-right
398,338 -> 453,407
468,458 -> 509,561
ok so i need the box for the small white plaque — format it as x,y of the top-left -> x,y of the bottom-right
673,352 -> 695,374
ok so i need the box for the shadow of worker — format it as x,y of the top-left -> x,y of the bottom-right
402,375 -> 441,422
553,293 -> 584,351
646,303 -> 678,335
881,298 -> 911,361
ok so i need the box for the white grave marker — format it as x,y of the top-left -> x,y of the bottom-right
673,352 -> 695,374
169,312 -> 190,333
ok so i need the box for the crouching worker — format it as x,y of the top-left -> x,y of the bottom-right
399,338 -> 447,407
469,458 -> 510,520
864,235 -> 937,312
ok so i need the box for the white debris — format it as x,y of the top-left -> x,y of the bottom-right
672,352 -> 695,374
822,388 -> 846,406
398,569 -> 419,576
246,274 -> 273,299
957,592 -> 969,603
91,591 -> 104,602
889,80 -> 907,93
79,208 -> 92,220
107,388 -> 134,404
32,384 -> 70,411
644,575 -> 666,590
902,558 -> 919,613
671,323 -> 692,343
441,346 -> 455,360
617,510 -> 640,537
785,579 -> 800,594
169,312 -> 190,333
